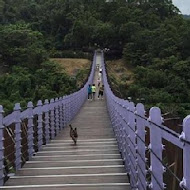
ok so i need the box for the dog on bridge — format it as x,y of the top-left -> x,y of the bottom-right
69,124 -> 78,145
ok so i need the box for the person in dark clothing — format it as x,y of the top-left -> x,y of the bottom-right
98,85 -> 104,99
88,84 -> 92,100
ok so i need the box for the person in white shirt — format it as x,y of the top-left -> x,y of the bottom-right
97,78 -> 101,87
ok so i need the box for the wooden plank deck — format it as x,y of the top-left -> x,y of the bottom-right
2,55 -> 131,190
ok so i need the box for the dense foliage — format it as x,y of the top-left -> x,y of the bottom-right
0,0 -> 190,116
117,2 -> 190,116
0,21 -> 79,113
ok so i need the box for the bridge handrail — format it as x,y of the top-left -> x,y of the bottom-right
101,52 -> 190,190
0,52 -> 96,185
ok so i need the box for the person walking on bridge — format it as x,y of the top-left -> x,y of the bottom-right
91,84 -> 96,100
97,77 -> 101,87
98,85 -> 104,100
88,84 -> 92,100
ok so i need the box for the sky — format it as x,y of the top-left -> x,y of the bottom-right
172,0 -> 190,15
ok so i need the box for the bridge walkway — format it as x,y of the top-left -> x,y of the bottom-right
2,55 -> 131,190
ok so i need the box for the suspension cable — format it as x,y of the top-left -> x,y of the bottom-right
114,101 -> 190,146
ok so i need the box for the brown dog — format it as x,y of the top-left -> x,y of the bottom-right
69,124 -> 78,145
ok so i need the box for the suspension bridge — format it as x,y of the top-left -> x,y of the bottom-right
0,52 -> 189,190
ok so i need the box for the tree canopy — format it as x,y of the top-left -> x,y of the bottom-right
0,0 -> 190,116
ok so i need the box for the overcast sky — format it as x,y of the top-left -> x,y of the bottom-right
172,0 -> 190,15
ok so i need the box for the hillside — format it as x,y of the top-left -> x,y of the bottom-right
183,14 -> 190,19
106,59 -> 134,97
51,58 -> 90,76
0,0 -> 190,117
51,58 -> 91,87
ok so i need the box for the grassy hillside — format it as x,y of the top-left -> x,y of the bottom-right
51,58 -> 91,88
106,59 -> 134,98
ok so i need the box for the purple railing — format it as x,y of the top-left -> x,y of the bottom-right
101,52 -> 190,190
0,52 -> 96,185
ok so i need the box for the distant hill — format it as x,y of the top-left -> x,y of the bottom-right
183,15 -> 190,19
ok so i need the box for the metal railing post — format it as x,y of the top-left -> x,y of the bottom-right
14,103 -> 22,171
50,99 -> 55,139
136,103 -> 146,190
180,116 -> 190,190
55,98 -> 60,135
0,106 -> 4,185
37,100 -> 43,151
128,102 -> 137,188
59,97 -> 63,130
149,107 -> 164,189
44,99 -> 50,144
123,100 -> 130,174
27,102 -> 34,159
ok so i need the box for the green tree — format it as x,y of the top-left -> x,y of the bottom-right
0,23 -> 47,69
